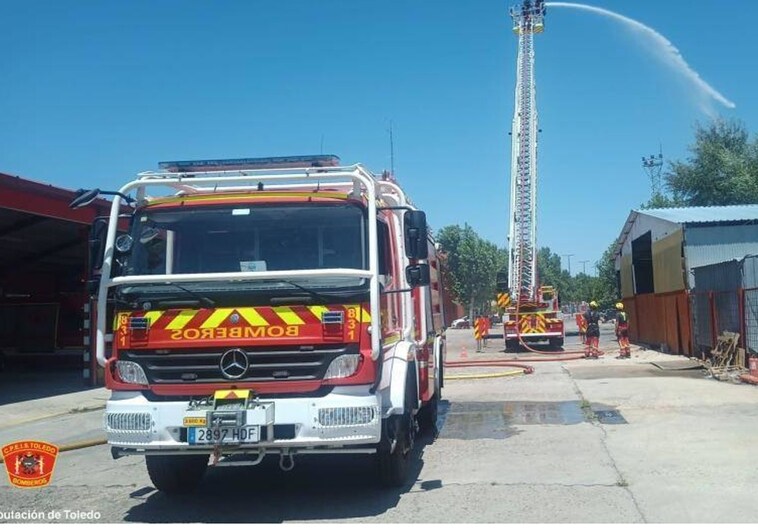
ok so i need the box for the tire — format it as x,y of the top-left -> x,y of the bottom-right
506,339 -> 519,352
377,414 -> 411,488
417,391 -> 439,436
145,454 -> 209,494
549,338 -> 564,348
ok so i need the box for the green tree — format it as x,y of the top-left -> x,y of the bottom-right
662,119 -> 758,206
640,192 -> 683,210
593,243 -> 619,307
437,224 -> 507,317
536,247 -> 570,299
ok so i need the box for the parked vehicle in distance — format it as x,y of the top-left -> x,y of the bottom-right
451,317 -> 471,329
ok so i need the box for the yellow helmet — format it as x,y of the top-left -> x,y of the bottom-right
615,302 -> 624,310
589,301 -> 598,309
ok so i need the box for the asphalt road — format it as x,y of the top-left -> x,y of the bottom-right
2,327 -> 758,523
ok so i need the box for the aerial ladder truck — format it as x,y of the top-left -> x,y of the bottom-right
499,0 -> 565,351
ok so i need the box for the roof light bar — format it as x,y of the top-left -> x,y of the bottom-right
158,155 -> 341,173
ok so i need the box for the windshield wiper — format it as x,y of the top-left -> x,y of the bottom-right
274,280 -> 331,303
155,282 -> 216,308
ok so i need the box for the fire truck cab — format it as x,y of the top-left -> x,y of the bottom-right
72,156 -> 445,492
503,285 -> 564,351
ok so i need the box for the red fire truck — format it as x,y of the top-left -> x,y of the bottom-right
71,156 -> 446,493
503,285 -> 564,351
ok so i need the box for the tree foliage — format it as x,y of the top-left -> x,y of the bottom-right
649,119 -> 758,208
593,243 -> 619,307
437,224 -> 507,316
437,232 -> 618,313
536,244 -> 618,308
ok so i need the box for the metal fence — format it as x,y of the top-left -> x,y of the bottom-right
745,289 -> 758,356
690,291 -> 713,351
690,287 -> 758,363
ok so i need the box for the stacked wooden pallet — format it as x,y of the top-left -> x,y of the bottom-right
706,332 -> 745,381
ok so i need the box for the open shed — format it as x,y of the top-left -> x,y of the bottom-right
0,172 -> 111,386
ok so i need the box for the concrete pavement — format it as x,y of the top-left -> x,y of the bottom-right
0,374 -> 108,430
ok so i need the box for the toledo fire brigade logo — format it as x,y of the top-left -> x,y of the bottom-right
2,440 -> 59,489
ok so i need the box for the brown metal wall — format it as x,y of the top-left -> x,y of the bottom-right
624,290 -> 691,355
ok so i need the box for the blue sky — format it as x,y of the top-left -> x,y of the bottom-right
1,0 -> 755,274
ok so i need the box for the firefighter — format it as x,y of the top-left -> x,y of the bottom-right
615,302 -> 631,359
583,301 -> 601,358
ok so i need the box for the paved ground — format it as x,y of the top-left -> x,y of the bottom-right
1,326 -> 757,523
0,370 -> 108,430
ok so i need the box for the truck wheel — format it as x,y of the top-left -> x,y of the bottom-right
145,454 -> 209,494
549,338 -> 564,348
419,361 -> 442,436
377,414 -> 411,488
506,339 -> 519,352
417,392 -> 439,436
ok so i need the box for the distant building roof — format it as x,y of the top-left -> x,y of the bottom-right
638,204 -> 758,225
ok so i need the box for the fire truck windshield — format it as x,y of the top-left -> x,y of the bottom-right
117,203 -> 367,293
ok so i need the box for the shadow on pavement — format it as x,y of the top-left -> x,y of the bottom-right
124,426 -> 440,523
0,368 -> 88,405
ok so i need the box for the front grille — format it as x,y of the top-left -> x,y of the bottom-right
106,412 -> 152,432
122,345 -> 356,384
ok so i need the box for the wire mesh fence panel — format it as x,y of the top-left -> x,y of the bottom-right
714,291 -> 740,340
745,289 -> 758,355
691,292 -> 712,352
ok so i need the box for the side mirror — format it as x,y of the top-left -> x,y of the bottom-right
89,218 -> 108,271
404,210 -> 428,260
406,264 -> 430,288
70,189 -> 101,209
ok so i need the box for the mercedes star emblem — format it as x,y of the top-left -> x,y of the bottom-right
219,349 -> 249,380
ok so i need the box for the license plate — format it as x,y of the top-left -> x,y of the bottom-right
188,426 -> 260,445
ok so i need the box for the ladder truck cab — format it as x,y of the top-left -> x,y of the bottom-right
502,285 -> 564,351
71,156 -> 446,493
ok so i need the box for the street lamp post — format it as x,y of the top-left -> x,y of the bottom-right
562,254 -> 574,276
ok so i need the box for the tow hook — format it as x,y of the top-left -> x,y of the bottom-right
279,451 -> 295,472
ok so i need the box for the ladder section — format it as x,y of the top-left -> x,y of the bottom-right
508,1 -> 544,301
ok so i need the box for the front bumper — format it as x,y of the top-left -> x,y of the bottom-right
506,332 -> 563,339
105,386 -> 382,455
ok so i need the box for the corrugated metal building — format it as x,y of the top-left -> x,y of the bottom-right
614,205 -> 758,355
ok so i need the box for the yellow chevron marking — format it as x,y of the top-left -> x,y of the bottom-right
273,307 -> 304,325
166,310 -> 199,330
237,308 -> 268,327
308,305 -> 332,321
201,308 -> 234,328
344,304 -> 371,323
144,311 -> 164,325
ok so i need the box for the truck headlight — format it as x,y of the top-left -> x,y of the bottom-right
116,360 -> 149,385
323,354 -> 361,380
